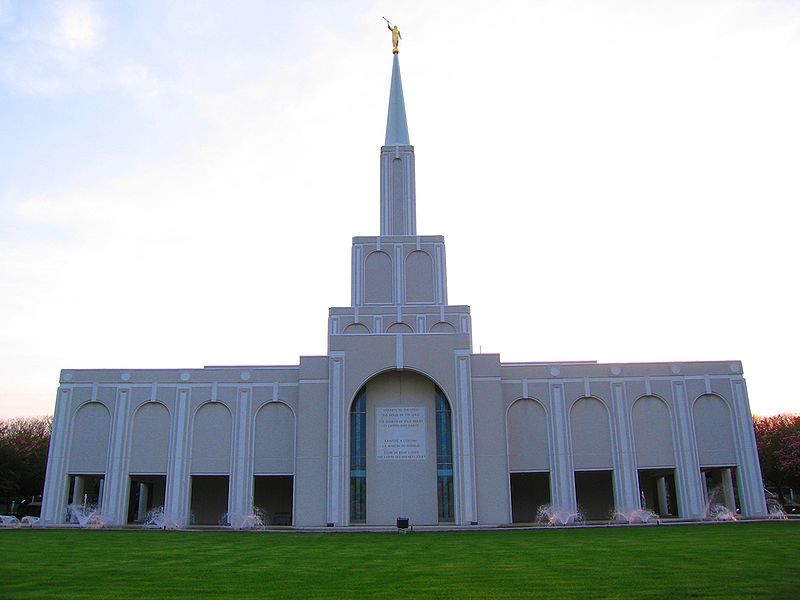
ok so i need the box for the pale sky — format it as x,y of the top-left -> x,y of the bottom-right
1,0 -> 798,419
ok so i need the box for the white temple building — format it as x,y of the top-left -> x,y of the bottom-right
41,52 -> 767,528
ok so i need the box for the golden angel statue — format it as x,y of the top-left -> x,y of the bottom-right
383,18 -> 401,53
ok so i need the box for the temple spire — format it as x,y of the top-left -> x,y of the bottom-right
385,54 -> 410,145
380,53 -> 416,236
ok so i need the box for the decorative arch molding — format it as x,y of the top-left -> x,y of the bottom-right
404,250 -> 434,303
253,401 -> 296,475
130,401 -> 171,474
386,322 -> 413,334
632,393 -> 671,410
631,395 -> 676,468
346,366 -> 453,413
692,393 -> 736,466
70,398 -> 113,418
131,399 -> 172,417
569,396 -> 613,470
690,391 -> 733,411
69,401 -> 111,473
506,398 -> 550,472
251,399 -> 297,419
506,396 -> 549,421
190,398 -> 235,419
429,321 -> 456,333
364,250 -> 393,304
191,401 -> 232,474
568,393 -> 611,413
343,322 -> 371,334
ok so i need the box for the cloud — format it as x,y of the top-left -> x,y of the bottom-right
0,0 -> 104,94
113,64 -> 161,97
54,1 -> 100,51
2,1 -> 799,421
0,1 -> 11,25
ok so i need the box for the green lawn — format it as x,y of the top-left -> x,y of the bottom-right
1,522 -> 797,599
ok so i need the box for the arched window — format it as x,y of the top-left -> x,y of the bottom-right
350,388 -> 366,523
436,388 -> 454,522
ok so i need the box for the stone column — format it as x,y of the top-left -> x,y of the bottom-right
656,477 -> 669,516
97,479 -> 105,511
721,468 -> 736,511
136,483 -> 149,522
71,476 -> 84,507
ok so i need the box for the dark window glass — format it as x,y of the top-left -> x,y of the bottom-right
436,388 -> 454,522
350,388 -> 367,523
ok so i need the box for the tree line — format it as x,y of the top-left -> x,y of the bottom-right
752,413 -> 800,505
0,416 -> 52,506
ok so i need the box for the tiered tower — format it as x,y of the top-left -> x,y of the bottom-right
324,53 -> 479,526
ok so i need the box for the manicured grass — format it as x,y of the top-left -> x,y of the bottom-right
1,522 -> 798,599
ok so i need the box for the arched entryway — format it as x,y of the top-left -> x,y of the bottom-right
349,370 -> 454,526
693,394 -> 739,513
127,402 -> 170,524
632,395 -> 679,517
253,401 -> 295,526
506,398 -> 551,523
570,396 -> 615,521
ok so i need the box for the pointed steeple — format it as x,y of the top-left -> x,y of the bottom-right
384,54 -> 410,146
380,54 -> 416,236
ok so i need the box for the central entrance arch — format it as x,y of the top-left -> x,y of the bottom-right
349,370 -> 454,526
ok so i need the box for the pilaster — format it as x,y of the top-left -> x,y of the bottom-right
41,386 -> 73,524
229,386 -> 254,526
610,381 -> 640,513
671,380 -> 705,518
102,387 -> 131,525
548,383 -> 576,512
327,352 -> 345,525
454,350 -> 477,524
380,145 -> 416,236
730,378 -> 767,516
166,387 -> 192,526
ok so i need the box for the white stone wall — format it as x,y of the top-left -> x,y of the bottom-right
469,357 -> 767,523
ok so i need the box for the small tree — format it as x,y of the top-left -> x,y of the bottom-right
753,413 -> 800,505
0,416 -> 53,501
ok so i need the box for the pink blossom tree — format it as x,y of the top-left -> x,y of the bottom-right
753,413 -> 800,505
